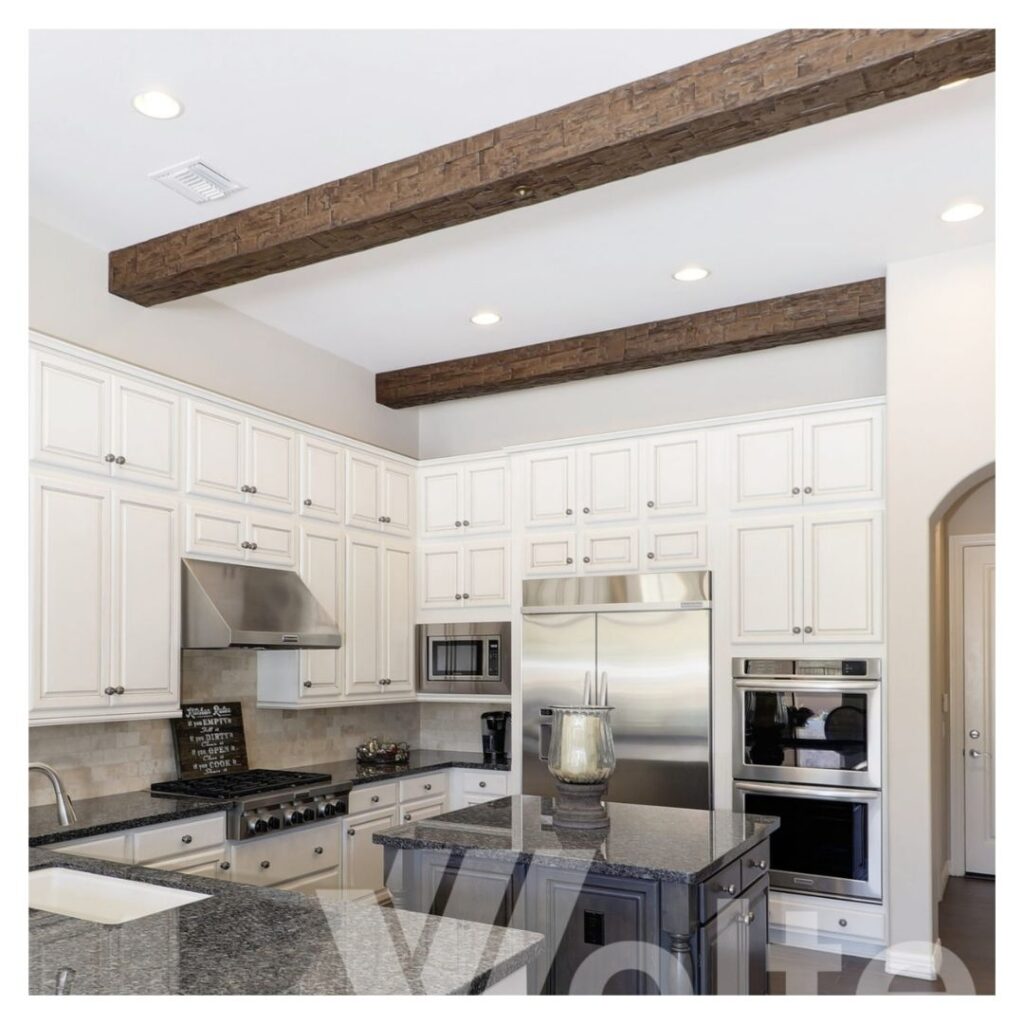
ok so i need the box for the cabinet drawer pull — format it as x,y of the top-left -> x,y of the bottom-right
582,507 -> 590,514
378,516 -> 385,522
455,593 -> 463,600
423,783 -> 432,791
565,509 -> 573,516
462,593 -> 469,599
647,552 -> 655,559
219,862 -> 230,871
314,846 -> 324,855
455,520 -> 462,527
478,781 -> 487,789
371,795 -> 380,803
462,520 -> 469,527
838,918 -> 848,928
180,834 -> 193,845
347,829 -> 356,837
403,813 -> 412,821
260,860 -> 271,870
114,455 -> 126,465
383,516 -> 391,523
583,556 -> 591,564
804,486 -> 812,494
115,686 -> 125,695
566,556 -> 574,565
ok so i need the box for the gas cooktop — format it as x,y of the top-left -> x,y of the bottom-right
150,768 -> 332,800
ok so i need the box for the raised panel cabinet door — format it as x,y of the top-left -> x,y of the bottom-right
464,542 -> 510,606
732,518 -> 802,643
578,440 -> 638,523
730,419 -> 802,510
110,491 -> 180,708
345,537 -> 382,696
523,532 -> 578,577
381,461 -> 414,535
525,450 -> 577,527
464,460 -> 510,533
700,889 -> 750,995
643,522 -> 708,569
644,431 -> 705,516
420,546 -> 462,608
341,807 -> 399,893
803,511 -> 883,643
345,452 -> 381,530
31,475 -> 111,714
185,503 -> 247,559
382,543 -> 414,692
32,350 -> 112,473
187,400 -> 246,502
246,512 -> 297,567
299,527 -> 344,701
398,794 -> 448,824
299,435 -> 343,522
420,468 -> 462,535
111,376 -> 180,489
802,407 -> 883,504
245,417 -> 296,512
581,527 -> 640,573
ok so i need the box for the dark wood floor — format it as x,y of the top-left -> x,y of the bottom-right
768,876 -> 995,995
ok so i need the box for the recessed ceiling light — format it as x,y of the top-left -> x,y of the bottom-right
471,311 -> 501,326
938,78 -> 971,91
673,266 -> 710,282
132,91 -> 183,119
940,201 -> 985,223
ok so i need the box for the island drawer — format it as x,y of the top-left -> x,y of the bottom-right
699,858 -> 744,923
230,822 -> 341,886
51,831 -> 132,863
461,771 -> 508,797
133,813 -> 226,864
399,772 -> 449,802
348,781 -> 398,814
741,840 -> 771,891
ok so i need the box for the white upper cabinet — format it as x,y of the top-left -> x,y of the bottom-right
642,431 -> 705,517
802,408 -> 883,505
524,532 -> 577,577
420,541 -> 510,608
580,526 -> 639,574
184,504 -> 296,567
299,526 -> 344,701
346,452 -> 414,535
245,417 -> 296,512
732,517 -> 802,643
187,400 -> 247,501
643,522 -> 708,569
111,378 -> 180,490
381,542 -> 414,692
525,450 -> 577,527
299,435 -> 344,522
729,418 -> 803,510
730,407 -> 884,510
420,546 -> 462,607
419,459 -> 509,536
578,440 -> 638,523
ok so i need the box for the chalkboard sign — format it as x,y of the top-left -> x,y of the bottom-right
172,702 -> 249,779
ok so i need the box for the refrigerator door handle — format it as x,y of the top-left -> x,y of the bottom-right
598,671 -> 609,706
538,708 -> 553,761
583,670 -> 593,705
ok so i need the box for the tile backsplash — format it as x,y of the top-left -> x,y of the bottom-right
29,651 -> 499,806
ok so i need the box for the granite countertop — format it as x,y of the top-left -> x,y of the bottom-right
28,847 -> 543,995
373,796 -> 779,885
30,749 -> 510,847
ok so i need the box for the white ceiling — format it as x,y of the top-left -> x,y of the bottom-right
30,30 -> 994,374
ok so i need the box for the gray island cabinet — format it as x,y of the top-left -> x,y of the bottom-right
374,796 -> 779,995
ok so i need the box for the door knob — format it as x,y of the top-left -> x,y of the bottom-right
969,729 -> 981,739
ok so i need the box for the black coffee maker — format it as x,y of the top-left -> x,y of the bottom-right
481,711 -> 512,763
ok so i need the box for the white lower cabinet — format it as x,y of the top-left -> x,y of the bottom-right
732,511 -> 883,644
399,794 -> 448,823
341,806 -> 399,894
230,821 -> 342,889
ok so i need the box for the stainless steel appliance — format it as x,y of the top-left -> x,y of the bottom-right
522,570 -> 712,810
733,780 -> 882,901
417,622 -> 511,695
481,710 -> 512,762
151,769 -> 352,841
733,658 -> 882,788
181,558 -> 341,649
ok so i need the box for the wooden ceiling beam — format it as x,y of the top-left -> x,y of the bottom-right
109,30 -> 993,306
374,278 -> 886,408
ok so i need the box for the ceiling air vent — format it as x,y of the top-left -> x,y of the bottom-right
150,158 -> 244,204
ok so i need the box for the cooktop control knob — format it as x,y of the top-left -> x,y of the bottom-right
303,807 -> 316,821
319,802 -> 336,817
266,815 -> 282,831
254,818 -> 269,834
289,811 -> 304,826
332,800 -> 347,815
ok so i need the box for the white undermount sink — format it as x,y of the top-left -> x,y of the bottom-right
29,867 -> 210,924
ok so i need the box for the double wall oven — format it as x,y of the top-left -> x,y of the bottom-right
732,658 -> 883,902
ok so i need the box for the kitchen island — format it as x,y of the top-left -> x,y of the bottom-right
374,796 -> 779,995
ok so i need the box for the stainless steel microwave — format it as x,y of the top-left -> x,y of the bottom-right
417,622 -> 511,695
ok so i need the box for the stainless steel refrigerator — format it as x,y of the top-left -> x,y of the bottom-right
522,571 -> 712,810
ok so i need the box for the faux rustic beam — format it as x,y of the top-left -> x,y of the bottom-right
374,279 -> 885,408
109,30 -> 993,306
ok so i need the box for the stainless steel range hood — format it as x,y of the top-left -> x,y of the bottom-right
181,558 -> 341,649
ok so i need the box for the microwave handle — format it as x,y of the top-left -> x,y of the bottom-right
538,708 -> 552,762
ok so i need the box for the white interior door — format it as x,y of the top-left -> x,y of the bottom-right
963,543 -> 995,875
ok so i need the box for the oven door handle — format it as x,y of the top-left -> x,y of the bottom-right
734,780 -> 881,802
734,679 -> 880,693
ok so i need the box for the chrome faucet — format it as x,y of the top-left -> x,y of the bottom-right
29,763 -> 78,826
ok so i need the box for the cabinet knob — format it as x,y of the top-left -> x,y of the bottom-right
384,678 -> 392,685
114,455 -> 126,465
424,783 -> 432,791
250,486 -> 258,494
181,834 -> 193,845
717,882 -> 736,895
404,813 -> 412,821
371,795 -> 380,803
479,781 -> 487,788
378,516 -> 385,522
250,543 -> 258,551
792,626 -> 801,634
104,453 -> 116,462
791,486 -> 800,495
582,507 -> 591,514
462,520 -> 469,527
462,593 -> 469,599
219,862 -> 230,871
314,846 -> 324,855
749,858 -> 767,870
303,498 -> 312,506
804,486 -> 812,494
383,516 -> 391,523
104,687 -> 116,695
260,860 -> 271,870
241,541 -> 251,549
115,686 -> 125,695
566,556 -> 574,565
646,500 -> 655,508
838,918 -> 848,928
969,729 -> 981,739
455,520 -> 462,527
741,911 -> 755,925
347,829 -> 356,837
647,552 -> 655,560
455,593 -> 463,600
565,509 -> 573,516
804,625 -> 813,634
583,556 -> 591,563
303,680 -> 313,688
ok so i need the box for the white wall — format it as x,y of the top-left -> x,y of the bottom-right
885,243 -> 994,977
29,219 -> 419,457
417,331 -> 886,457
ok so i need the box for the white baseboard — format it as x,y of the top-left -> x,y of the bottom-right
885,940 -> 941,980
